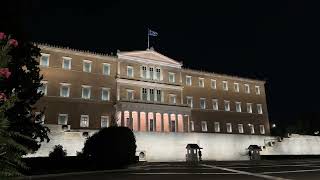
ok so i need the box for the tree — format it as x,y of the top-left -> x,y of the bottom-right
81,126 -> 137,168
1,32 -> 50,152
49,145 -> 67,160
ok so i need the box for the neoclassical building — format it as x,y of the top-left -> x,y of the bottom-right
35,44 -> 270,135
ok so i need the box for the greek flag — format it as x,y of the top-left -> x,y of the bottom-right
148,29 -> 158,36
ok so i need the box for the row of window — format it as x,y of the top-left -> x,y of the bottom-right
38,81 -> 110,100
187,97 -> 263,114
58,114 -> 110,128
191,121 -> 265,134
40,54 -> 111,75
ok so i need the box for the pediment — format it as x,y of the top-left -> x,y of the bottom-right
117,49 -> 182,68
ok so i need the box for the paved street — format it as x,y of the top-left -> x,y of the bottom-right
20,159 -> 320,180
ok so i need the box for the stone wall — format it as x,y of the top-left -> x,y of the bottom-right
27,125 -> 320,161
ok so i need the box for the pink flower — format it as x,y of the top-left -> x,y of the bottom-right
8,39 -> 18,47
0,92 -> 6,101
0,32 -> 6,40
0,68 -> 11,78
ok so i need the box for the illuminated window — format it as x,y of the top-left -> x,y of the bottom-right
234,83 -> 239,92
186,76 -> 192,86
211,79 -> 216,89
249,124 -> 255,134
212,99 -> 219,110
127,66 -> 134,78
80,115 -> 89,127
82,85 -> 91,99
60,83 -> 70,97
141,88 -> 147,101
141,66 -> 147,78
38,81 -> 48,96
187,96 -> 193,108
156,89 -> 162,102
62,57 -> 71,70
257,104 -> 263,114
238,124 -> 244,133
223,81 -> 228,91
255,86 -> 261,95
40,53 -> 50,67
127,89 -> 134,100
169,94 -> 177,104
200,98 -> 206,109
149,67 -> 154,80
260,125 -> 265,134
101,88 -> 110,101
235,102 -> 242,112
190,121 -> 195,131
83,60 -> 92,72
226,123 -> 232,133
169,72 -> 175,83
102,63 -> 110,75
58,114 -> 68,125
101,116 -> 109,128
199,78 -> 204,87
244,84 -> 250,94
224,100 -> 230,111
156,68 -> 161,80
247,103 -> 253,113
149,89 -> 154,101
201,121 -> 207,132
214,122 -> 220,132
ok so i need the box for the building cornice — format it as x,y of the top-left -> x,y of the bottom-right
116,78 -> 183,90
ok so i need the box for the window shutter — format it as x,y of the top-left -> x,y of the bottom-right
161,91 -> 164,102
140,66 -> 143,78
146,68 -> 150,79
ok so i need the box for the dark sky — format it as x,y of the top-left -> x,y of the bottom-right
2,0 -> 320,126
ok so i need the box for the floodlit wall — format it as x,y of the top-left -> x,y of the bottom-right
27,125 -> 320,161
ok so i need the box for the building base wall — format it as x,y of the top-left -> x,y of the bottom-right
27,125 -> 320,162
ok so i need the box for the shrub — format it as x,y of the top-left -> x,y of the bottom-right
49,145 -> 67,160
81,126 -> 137,168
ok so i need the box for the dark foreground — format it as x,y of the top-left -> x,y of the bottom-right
18,159 -> 320,180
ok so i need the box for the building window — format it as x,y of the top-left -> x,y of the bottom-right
200,98 -> 206,109
257,104 -> 263,114
80,115 -> 89,127
149,119 -> 155,131
235,102 -> 242,112
249,124 -> 255,134
171,119 -> 176,132
169,94 -> 176,104
156,89 -> 162,102
260,125 -> 265,134
101,88 -> 110,101
224,100 -> 230,111
156,68 -> 161,80
186,96 -> 193,108
127,66 -> 134,78
148,67 -> 154,80
82,85 -> 91,99
238,124 -> 244,133
212,99 -> 219,110
234,83 -> 239,92
62,57 -> 71,70
149,89 -> 154,101
190,121 -> 195,131
58,114 -> 68,125
198,78 -> 204,87
186,76 -> 192,86
142,88 -> 147,101
244,84 -> 250,94
226,123 -> 232,133
169,72 -> 175,83
102,63 -> 110,76
214,122 -> 220,132
255,86 -> 261,95
101,116 -> 109,128
211,79 -> 216,89
201,121 -> 208,132
40,53 -> 50,67
141,66 -> 147,78
60,83 -> 70,97
35,112 -> 45,124
38,81 -> 48,96
223,81 -> 228,91
83,60 -> 92,72
127,89 -> 134,100
247,103 -> 253,113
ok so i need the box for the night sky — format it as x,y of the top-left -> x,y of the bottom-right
2,0 -> 320,127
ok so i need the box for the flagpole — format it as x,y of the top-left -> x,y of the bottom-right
147,28 -> 149,49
